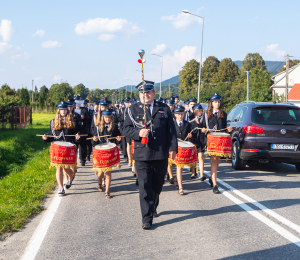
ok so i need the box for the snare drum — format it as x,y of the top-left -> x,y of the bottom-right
92,143 -> 121,174
207,132 -> 232,157
169,141 -> 197,168
50,141 -> 77,169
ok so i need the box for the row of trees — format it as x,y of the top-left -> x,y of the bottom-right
179,53 -> 275,111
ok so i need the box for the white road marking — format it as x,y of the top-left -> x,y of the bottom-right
204,172 -> 300,248
20,194 -> 62,260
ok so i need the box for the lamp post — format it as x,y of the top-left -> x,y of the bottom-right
182,9 -> 204,102
151,52 -> 163,97
125,78 -> 133,98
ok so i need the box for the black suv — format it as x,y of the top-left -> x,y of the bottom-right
227,101 -> 300,171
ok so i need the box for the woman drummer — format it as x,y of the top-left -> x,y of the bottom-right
42,101 -> 81,196
201,93 -> 232,194
189,104 -> 206,181
91,109 -> 121,199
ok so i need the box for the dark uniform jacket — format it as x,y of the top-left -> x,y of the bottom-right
202,111 -> 227,131
190,117 -> 206,149
45,118 -> 80,144
90,122 -> 121,147
80,107 -> 92,135
123,101 -> 178,161
174,120 -> 192,142
184,109 -> 195,122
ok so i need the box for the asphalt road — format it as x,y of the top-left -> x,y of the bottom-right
1,151 -> 300,260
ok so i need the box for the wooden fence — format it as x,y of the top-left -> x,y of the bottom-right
0,106 -> 32,131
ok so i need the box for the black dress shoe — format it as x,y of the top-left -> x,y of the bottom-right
133,172 -> 136,177
213,185 -> 221,194
209,178 -> 213,187
81,161 -> 85,166
200,176 -> 207,182
169,178 -> 174,185
142,223 -> 152,230
135,178 -> 139,186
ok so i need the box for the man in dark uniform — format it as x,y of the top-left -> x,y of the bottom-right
78,99 -> 92,166
123,81 -> 177,230
118,97 -> 131,161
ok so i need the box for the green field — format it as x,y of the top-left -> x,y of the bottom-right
0,113 -> 57,236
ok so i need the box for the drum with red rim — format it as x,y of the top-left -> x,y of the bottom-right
207,132 -> 231,157
169,141 -> 197,168
50,141 -> 77,169
92,143 -> 120,173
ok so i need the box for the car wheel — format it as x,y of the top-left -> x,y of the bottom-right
232,141 -> 245,170
295,164 -> 300,172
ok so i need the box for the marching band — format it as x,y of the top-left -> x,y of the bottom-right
40,50 -> 233,229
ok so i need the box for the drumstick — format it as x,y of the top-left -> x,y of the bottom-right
86,135 -> 111,140
106,136 -> 125,140
65,134 -> 88,136
36,134 -> 55,137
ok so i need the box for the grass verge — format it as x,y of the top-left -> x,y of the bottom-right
0,113 -> 57,236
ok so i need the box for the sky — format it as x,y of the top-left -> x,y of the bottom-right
0,0 -> 299,91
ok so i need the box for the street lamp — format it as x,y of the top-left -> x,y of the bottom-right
151,52 -> 163,97
125,78 -> 133,98
182,9 -> 204,102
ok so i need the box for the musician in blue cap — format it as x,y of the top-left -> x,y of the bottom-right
184,97 -> 197,122
123,80 -> 177,229
165,98 -> 176,121
172,95 -> 180,108
91,109 -> 122,198
201,93 -> 232,194
118,97 -> 133,165
189,104 -> 206,180
42,101 -> 81,195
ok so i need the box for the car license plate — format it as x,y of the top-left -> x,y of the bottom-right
271,144 -> 295,150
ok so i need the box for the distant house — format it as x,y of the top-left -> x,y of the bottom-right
270,63 -> 300,106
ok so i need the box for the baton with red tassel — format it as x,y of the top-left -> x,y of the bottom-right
138,49 -> 148,146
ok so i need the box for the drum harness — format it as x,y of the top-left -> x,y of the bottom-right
50,120 -> 66,141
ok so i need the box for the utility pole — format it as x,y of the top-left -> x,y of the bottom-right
285,54 -> 289,102
244,71 -> 251,101
32,80 -> 34,104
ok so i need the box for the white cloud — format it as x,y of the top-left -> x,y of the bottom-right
75,17 -> 144,41
53,75 -> 61,81
98,34 -> 116,41
161,12 -> 202,29
265,43 -> 286,59
32,29 -> 45,37
148,46 -> 198,81
0,20 -> 14,42
34,76 -> 43,81
0,68 -> 5,72
0,42 -> 14,54
42,41 -> 62,48
11,52 -> 30,63
151,44 -> 167,54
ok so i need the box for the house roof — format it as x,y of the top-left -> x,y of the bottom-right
288,84 -> 300,100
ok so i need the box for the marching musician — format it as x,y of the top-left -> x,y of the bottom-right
171,107 -> 192,195
184,97 -> 197,122
118,97 -> 133,166
172,95 -> 180,108
91,110 -> 121,198
76,99 -> 92,166
201,93 -> 232,194
42,101 -> 81,196
189,104 -> 206,181
123,81 -> 177,230
66,98 -> 82,182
